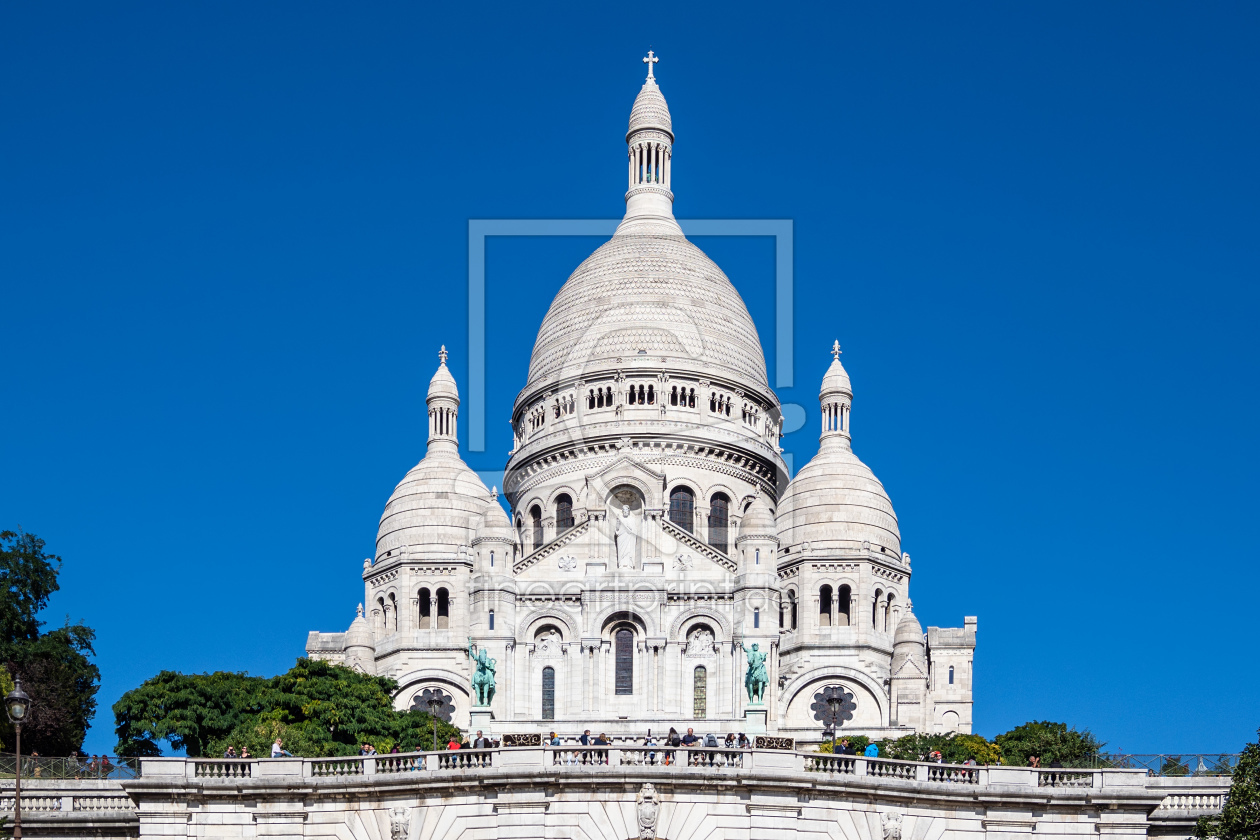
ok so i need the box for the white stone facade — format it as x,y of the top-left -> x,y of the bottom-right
306,60 -> 976,745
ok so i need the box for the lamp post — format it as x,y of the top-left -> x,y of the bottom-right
6,678 -> 31,840
826,694 -> 842,755
427,696 -> 442,752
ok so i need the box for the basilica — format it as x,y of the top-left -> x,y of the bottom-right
306,57 -> 976,746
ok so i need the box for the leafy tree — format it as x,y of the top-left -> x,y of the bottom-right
112,670 -> 267,757
0,530 -> 99,755
874,732 -> 1003,765
1194,730 -> 1260,840
994,721 -> 1103,767
115,658 -> 459,757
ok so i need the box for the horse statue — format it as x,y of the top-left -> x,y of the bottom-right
742,642 -> 769,704
467,638 -> 497,706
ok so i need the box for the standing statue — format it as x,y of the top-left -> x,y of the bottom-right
636,782 -> 661,840
881,811 -> 902,840
615,504 -> 638,570
467,638 -> 497,706
742,642 -> 769,705
389,808 -> 411,840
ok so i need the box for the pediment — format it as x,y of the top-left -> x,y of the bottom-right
586,453 -> 666,510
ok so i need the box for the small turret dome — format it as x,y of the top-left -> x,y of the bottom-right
894,608 -> 925,647
821,341 -> 852,397
474,491 -> 516,545
427,346 -> 459,402
627,51 -> 673,140
345,604 -> 373,648
738,495 -> 776,539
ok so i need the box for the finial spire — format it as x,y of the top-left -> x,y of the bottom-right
643,50 -> 658,81
438,345 -> 448,365
831,340 -> 842,361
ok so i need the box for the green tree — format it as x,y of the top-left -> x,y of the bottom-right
994,721 -> 1103,767
1194,730 -> 1260,840
873,732 -> 1003,764
0,530 -> 100,755
115,659 -> 460,757
112,670 -> 267,757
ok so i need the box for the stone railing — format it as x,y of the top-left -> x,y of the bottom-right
136,749 -> 1153,793
0,783 -> 136,814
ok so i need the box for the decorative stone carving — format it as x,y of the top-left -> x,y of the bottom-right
636,782 -> 661,840
536,629 -> 560,657
615,505 -> 639,570
882,811 -> 903,840
811,685 -> 857,728
673,553 -> 693,570
557,555 -> 578,571
501,733 -> 542,747
409,688 -> 455,723
389,808 -> 410,840
685,627 -> 716,657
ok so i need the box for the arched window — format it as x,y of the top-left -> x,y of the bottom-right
614,628 -> 634,695
885,593 -> 896,632
670,386 -> 678,406
489,550 -> 495,568
693,666 -> 707,719
819,585 -> 833,627
638,384 -> 646,403
647,385 -> 655,404
753,607 -> 760,629
530,505 -> 543,549
377,597 -> 386,629
627,385 -> 636,405
790,590 -> 798,630
542,667 -> 555,720
605,386 -> 612,406
388,593 -> 398,631
437,587 -> 450,629
488,609 -> 495,631
779,600 -> 784,629
755,548 -> 760,565
688,389 -> 696,408
872,589 -> 883,629
555,494 -> 574,534
837,585 -> 851,627
669,487 -> 695,532
948,666 -> 955,686
418,587 -> 431,629
597,388 -> 604,408
708,493 -> 730,553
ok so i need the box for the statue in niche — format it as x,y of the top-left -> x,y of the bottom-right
389,808 -> 410,840
881,812 -> 902,840
615,504 -> 639,570
685,627 -> 715,657
537,629 -> 559,656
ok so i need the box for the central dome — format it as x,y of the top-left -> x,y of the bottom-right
523,234 -> 770,397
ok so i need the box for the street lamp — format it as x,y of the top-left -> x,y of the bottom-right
427,696 -> 442,752
826,694 -> 842,755
6,678 -> 31,840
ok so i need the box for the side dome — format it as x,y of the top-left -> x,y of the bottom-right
522,235 -> 771,396
777,444 -> 900,555
375,453 -> 491,561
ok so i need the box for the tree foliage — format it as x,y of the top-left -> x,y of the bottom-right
114,658 -> 460,757
993,721 -> 1103,767
874,732 -> 1003,765
0,530 -> 99,755
1195,729 -> 1260,840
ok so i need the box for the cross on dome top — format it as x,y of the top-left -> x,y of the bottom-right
438,345 -> 449,365
643,50 -> 658,81
832,340 -> 842,360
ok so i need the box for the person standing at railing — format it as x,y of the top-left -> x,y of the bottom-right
864,742 -> 879,758
644,733 -> 658,765
224,747 -> 238,759
593,733 -> 609,765
240,748 -> 251,759
579,730 -> 592,765
472,731 -> 492,749
666,728 -> 680,765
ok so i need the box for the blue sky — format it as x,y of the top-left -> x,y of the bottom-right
2,2 -> 1257,756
